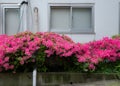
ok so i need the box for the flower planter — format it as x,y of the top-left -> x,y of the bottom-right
0,73 -> 120,86
37,73 -> 120,86
0,73 -> 32,86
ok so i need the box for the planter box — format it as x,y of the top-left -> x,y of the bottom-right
37,73 -> 120,86
0,73 -> 120,86
0,73 -> 32,86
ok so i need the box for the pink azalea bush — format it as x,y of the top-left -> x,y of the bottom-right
76,37 -> 120,72
0,31 -> 78,72
0,31 -> 120,73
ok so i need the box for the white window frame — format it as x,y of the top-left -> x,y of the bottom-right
49,3 -> 95,34
1,4 -> 20,34
119,2 -> 120,34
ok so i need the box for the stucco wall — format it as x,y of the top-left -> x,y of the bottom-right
0,0 -> 119,43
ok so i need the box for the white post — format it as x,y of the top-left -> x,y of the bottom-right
33,68 -> 37,86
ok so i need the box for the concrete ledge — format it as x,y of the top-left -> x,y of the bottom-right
0,73 -> 120,86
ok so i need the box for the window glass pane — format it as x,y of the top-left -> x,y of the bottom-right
51,7 -> 70,31
5,8 -> 20,35
72,8 -> 92,32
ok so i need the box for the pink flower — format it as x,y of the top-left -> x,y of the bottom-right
89,64 -> 95,70
20,60 -> 24,65
3,63 -> 9,70
4,57 -> 9,62
90,58 -> 99,64
25,49 -> 31,56
45,50 -> 54,57
0,58 -> 3,65
9,65 -> 14,69
43,40 -> 53,47
77,56 -> 86,62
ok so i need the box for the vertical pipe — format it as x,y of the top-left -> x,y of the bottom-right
33,7 -> 39,33
19,0 -> 28,32
33,68 -> 37,86
23,0 -> 28,31
32,7 -> 39,86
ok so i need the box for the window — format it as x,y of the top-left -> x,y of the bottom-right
49,4 -> 94,34
1,4 -> 20,35
119,2 -> 120,34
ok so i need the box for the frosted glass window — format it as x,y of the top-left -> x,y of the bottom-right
50,5 -> 94,33
5,8 -> 20,35
51,7 -> 70,31
72,8 -> 92,32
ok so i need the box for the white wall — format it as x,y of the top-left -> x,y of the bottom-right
0,0 -> 21,4
95,0 -> 119,40
0,0 -> 119,43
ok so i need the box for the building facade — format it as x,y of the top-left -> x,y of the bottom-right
0,0 -> 120,43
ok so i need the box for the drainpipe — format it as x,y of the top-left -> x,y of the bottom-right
20,1 -> 37,86
32,7 -> 39,86
20,0 -> 28,32
23,0 -> 28,31
33,7 -> 39,33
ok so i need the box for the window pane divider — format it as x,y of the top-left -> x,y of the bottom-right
91,6 -> 94,33
70,6 -> 72,32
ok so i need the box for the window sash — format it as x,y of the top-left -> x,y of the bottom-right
50,6 -> 71,32
1,4 -> 20,35
5,8 -> 20,35
49,4 -> 94,34
71,7 -> 93,32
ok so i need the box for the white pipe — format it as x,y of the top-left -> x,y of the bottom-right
26,0 -> 37,86
19,0 -> 28,32
23,0 -> 28,31
33,68 -> 37,86
34,7 -> 39,33
32,7 -> 39,86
